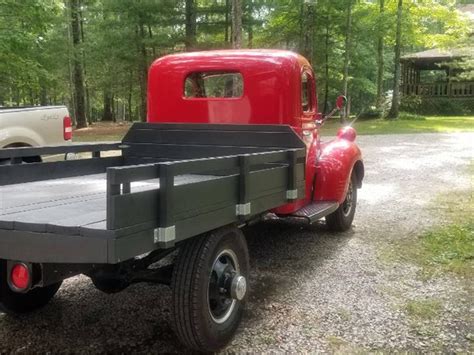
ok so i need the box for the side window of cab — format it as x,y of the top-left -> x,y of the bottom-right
301,70 -> 316,114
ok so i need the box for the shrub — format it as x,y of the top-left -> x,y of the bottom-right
400,96 -> 474,116
398,112 -> 426,121
359,107 -> 384,120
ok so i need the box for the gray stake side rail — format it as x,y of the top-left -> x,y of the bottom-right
0,123 -> 306,264
0,142 -> 123,160
0,142 -> 125,185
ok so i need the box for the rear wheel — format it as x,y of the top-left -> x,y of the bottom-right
326,173 -> 358,231
171,226 -> 249,352
0,261 -> 62,315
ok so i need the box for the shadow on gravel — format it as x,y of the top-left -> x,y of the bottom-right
243,221 -> 354,319
0,220 -> 355,353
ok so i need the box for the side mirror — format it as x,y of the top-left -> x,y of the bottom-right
317,95 -> 348,127
335,95 -> 347,110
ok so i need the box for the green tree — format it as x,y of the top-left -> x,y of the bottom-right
0,0 -> 469,123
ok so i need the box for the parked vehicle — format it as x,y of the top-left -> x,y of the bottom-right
0,50 -> 363,352
0,106 -> 72,163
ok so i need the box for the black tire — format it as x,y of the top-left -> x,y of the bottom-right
0,156 -> 41,165
0,261 -> 62,315
22,155 -> 42,164
171,226 -> 250,352
326,173 -> 358,232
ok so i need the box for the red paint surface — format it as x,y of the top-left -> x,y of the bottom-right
148,50 -> 316,126
337,126 -> 357,142
313,138 -> 362,203
147,49 -> 363,214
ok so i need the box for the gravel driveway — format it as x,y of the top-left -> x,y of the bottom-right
1,132 -> 472,353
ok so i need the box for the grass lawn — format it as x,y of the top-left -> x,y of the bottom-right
382,187 -> 474,281
320,116 -> 474,136
73,116 -> 474,142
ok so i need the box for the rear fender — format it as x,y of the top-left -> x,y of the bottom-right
313,138 -> 363,203
0,126 -> 44,148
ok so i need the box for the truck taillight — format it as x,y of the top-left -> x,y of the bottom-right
63,116 -> 73,141
10,263 -> 31,291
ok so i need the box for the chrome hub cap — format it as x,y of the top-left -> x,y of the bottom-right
208,249 -> 245,324
230,275 -> 247,301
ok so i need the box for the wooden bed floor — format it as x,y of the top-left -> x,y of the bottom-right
0,173 -> 218,234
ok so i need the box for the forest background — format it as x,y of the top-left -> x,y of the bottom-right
0,0 -> 472,127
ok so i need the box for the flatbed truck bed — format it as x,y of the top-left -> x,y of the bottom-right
0,123 -> 306,264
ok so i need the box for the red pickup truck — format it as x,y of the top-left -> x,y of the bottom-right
0,50 -> 363,352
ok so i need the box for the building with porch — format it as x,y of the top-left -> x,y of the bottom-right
400,48 -> 473,99
399,4 -> 473,115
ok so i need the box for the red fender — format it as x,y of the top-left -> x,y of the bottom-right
272,128 -> 364,215
313,137 -> 363,203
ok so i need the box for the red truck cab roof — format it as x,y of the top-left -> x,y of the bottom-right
147,49 -> 317,127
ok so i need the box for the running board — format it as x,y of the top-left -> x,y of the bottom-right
291,201 -> 339,224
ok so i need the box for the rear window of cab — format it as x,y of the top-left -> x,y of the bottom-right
184,72 -> 243,98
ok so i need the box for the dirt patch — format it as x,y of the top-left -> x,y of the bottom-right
73,122 -> 131,141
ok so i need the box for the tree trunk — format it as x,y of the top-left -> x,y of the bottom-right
66,3 -> 76,123
387,0 -> 403,119
342,0 -> 353,101
376,0 -> 385,109
102,90 -> 114,121
79,4 -> 91,124
301,1 -> 315,63
231,0 -> 242,49
148,25 -> 156,58
40,82 -> 48,106
14,89 -> 20,107
247,1 -> 253,48
225,0 -> 230,43
128,70 -> 133,122
340,1 -> 354,120
69,0 -> 87,128
248,25 -> 253,48
322,18 -> 330,115
113,96 -> 118,122
185,0 -> 196,51
138,22 -> 148,122
28,88 -> 35,106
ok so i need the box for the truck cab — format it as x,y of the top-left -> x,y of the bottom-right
148,49 -> 364,222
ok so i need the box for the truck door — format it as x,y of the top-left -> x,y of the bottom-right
300,68 -> 320,203
300,69 -> 318,150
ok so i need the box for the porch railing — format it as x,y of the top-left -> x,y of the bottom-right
402,82 -> 474,97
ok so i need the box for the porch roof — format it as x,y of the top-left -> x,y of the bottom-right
401,48 -> 471,70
